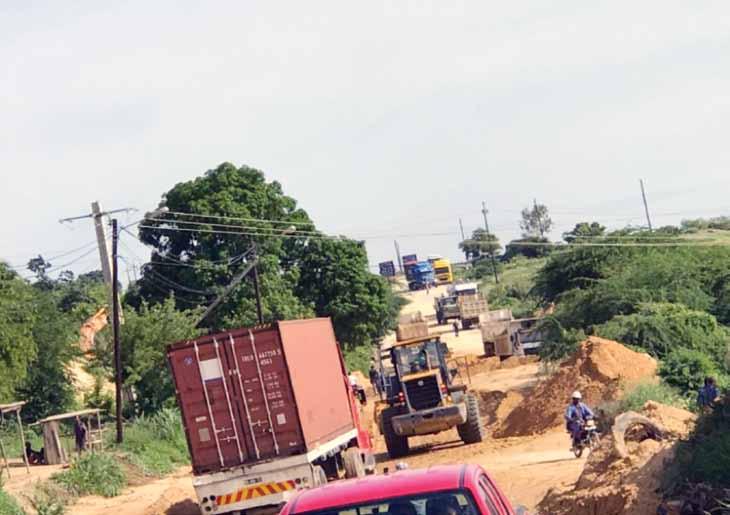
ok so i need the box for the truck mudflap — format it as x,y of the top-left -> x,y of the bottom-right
194,461 -> 314,514
391,403 -> 467,437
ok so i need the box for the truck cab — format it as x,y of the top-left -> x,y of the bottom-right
432,258 -> 453,284
408,261 -> 435,291
379,336 -> 484,458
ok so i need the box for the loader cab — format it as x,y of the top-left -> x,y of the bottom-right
386,336 -> 453,409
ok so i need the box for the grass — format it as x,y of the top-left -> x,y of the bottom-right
480,256 -> 548,318
0,421 -> 43,459
115,409 -> 188,476
0,487 -> 26,515
53,453 -> 127,498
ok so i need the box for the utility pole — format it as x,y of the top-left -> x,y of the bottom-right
459,218 -> 466,241
394,240 -> 402,273
111,219 -> 123,444
481,201 -> 500,284
251,247 -> 264,325
640,179 -> 653,232
60,202 -> 134,318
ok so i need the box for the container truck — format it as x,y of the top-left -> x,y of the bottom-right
407,261 -> 435,291
402,254 -> 418,282
167,318 -> 374,515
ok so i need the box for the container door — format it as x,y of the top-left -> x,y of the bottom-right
168,340 -> 247,473
224,328 -> 305,461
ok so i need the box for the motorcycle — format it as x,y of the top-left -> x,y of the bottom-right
571,418 -> 600,458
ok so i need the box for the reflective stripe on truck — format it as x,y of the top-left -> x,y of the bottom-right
217,480 -> 297,506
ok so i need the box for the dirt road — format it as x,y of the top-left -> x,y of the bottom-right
47,285 -> 585,514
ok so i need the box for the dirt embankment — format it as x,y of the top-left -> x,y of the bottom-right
494,337 -> 657,438
538,401 -> 696,515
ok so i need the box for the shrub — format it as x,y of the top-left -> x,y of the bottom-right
676,396 -> 730,488
0,489 -> 25,515
53,453 -> 126,498
537,317 -> 584,362
597,380 -> 688,429
659,348 -> 725,394
117,409 -> 188,476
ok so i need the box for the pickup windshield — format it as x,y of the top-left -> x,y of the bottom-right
299,490 -> 479,515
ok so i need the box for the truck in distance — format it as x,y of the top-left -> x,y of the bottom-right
434,282 -> 488,329
166,318 -> 374,515
378,335 -> 484,458
432,257 -> 453,284
407,261 -> 435,291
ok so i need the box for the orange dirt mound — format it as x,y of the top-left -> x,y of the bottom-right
538,401 -> 694,515
494,337 -> 657,438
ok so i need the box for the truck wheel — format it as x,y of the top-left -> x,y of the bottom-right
313,465 -> 328,486
457,393 -> 485,444
382,407 -> 409,458
343,448 -> 365,478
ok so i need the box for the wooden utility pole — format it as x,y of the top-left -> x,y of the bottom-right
252,247 -> 264,325
394,240 -> 402,273
481,201 -> 500,284
640,179 -> 653,232
459,218 -> 466,241
111,219 -> 123,443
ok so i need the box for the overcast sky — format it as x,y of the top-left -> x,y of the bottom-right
2,1 -> 730,279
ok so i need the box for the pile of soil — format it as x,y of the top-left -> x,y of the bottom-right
538,402 -> 695,515
458,354 -> 538,376
494,337 -> 657,438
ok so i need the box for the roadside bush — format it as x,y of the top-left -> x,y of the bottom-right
597,380 -> 688,430
118,409 -> 188,476
53,453 -> 127,498
343,344 -> 374,374
536,317 -> 584,362
659,348 -> 726,395
676,396 -> 730,488
596,303 -> 730,364
0,488 -> 25,515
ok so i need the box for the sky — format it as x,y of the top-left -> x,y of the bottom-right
2,1 -> 730,280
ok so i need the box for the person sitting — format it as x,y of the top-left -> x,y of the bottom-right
564,391 -> 594,446
25,442 -> 45,465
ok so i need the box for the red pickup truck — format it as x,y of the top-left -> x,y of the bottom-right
280,464 -> 527,515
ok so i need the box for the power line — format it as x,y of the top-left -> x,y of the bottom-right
145,216 -> 324,236
161,210 -> 316,227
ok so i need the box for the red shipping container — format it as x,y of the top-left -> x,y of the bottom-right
167,318 -> 355,475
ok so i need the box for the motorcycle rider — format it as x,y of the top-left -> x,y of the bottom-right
565,391 -> 594,447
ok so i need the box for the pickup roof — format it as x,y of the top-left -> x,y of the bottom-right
280,464 -> 526,515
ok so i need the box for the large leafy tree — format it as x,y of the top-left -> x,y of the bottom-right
563,222 -> 606,243
132,162 -> 315,329
132,162 -> 399,352
0,263 -> 37,402
294,238 -> 401,349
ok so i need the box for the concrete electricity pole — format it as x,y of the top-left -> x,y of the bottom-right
640,179 -> 653,232
481,202 -> 500,284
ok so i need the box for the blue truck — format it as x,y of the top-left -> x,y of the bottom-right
407,261 -> 435,291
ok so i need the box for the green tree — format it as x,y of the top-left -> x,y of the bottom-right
563,222 -> 606,243
120,298 -> 202,414
0,263 -> 37,402
294,238 -> 402,349
459,228 -> 500,261
133,162 -> 315,329
520,202 -> 553,238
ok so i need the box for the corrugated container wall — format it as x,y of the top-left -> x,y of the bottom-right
167,318 -> 356,475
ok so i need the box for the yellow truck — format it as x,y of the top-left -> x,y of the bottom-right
432,258 -> 453,284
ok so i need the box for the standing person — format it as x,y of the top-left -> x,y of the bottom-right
697,377 -> 719,410
74,416 -> 88,455
452,321 -> 460,337
368,361 -> 383,399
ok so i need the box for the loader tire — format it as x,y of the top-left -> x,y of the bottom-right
382,407 -> 409,458
457,393 -> 485,444
343,447 -> 365,478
